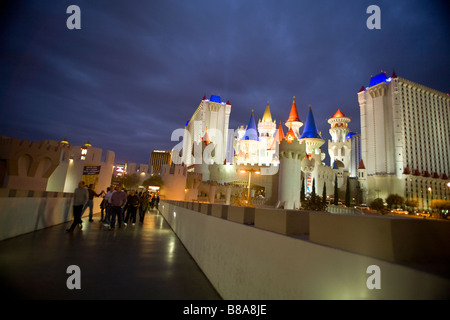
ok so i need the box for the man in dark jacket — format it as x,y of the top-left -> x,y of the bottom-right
124,190 -> 140,225
66,181 -> 89,232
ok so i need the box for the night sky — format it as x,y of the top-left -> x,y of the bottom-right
1,0 -> 449,165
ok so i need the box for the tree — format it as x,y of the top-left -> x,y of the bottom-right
300,177 -> 305,202
370,198 -> 385,213
430,200 -> 450,219
322,182 -> 327,204
231,189 -> 254,207
345,177 -> 350,207
311,178 -> 316,197
334,175 -> 339,205
111,173 -> 141,190
122,173 -> 141,189
385,194 -> 404,209
405,199 -> 419,212
142,175 -> 164,189
302,193 -> 327,212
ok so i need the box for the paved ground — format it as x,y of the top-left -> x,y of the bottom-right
0,209 -> 221,300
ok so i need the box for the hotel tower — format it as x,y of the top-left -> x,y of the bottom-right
357,71 -> 450,208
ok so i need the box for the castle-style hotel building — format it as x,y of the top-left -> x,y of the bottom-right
170,71 -> 449,210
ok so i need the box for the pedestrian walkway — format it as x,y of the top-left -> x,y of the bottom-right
0,210 -> 221,300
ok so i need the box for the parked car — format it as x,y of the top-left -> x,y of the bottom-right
392,208 -> 408,215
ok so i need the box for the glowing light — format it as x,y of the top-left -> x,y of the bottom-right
286,132 -> 295,143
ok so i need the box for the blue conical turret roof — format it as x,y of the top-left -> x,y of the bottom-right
242,110 -> 259,141
299,106 -> 323,140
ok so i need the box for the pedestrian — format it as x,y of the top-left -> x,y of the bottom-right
103,186 -> 115,227
100,187 -> 110,222
124,190 -> 140,225
156,194 -> 160,210
66,181 -> 89,232
150,194 -> 155,210
139,191 -> 149,224
81,184 -> 104,222
109,185 -> 127,229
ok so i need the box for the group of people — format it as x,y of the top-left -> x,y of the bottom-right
100,186 -> 160,229
66,181 -> 160,232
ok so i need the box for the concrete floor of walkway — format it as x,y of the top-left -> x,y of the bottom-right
0,210 -> 222,300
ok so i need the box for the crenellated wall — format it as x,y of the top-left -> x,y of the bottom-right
0,137 -> 63,191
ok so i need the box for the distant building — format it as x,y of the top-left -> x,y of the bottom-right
357,71 -> 450,207
150,150 -> 172,174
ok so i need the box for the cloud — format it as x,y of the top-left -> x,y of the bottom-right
1,0 -> 449,165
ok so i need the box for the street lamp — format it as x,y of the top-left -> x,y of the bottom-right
80,141 -> 91,161
239,168 -> 260,203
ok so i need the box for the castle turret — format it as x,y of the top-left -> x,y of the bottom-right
285,97 -> 303,138
299,105 -> 325,155
357,159 -> 367,203
258,102 -> 276,164
235,110 -> 260,165
328,109 -> 351,170
276,132 -> 307,209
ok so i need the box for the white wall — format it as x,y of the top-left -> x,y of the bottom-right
160,200 -> 450,299
0,190 -> 102,241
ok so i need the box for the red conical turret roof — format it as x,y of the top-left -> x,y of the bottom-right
358,159 -> 365,170
331,109 -> 347,119
275,123 -> 285,142
287,97 -> 301,123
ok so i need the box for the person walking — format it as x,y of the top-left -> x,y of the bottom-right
100,187 -> 109,222
102,186 -> 115,227
109,185 -> 127,229
139,191 -> 149,224
81,184 -> 104,222
124,190 -> 140,225
150,194 -> 156,210
66,181 -> 89,232
156,194 -> 160,210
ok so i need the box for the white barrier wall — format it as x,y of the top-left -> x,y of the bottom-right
0,189 -> 102,241
160,200 -> 450,300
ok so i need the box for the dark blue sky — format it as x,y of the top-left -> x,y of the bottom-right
1,0 -> 449,164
